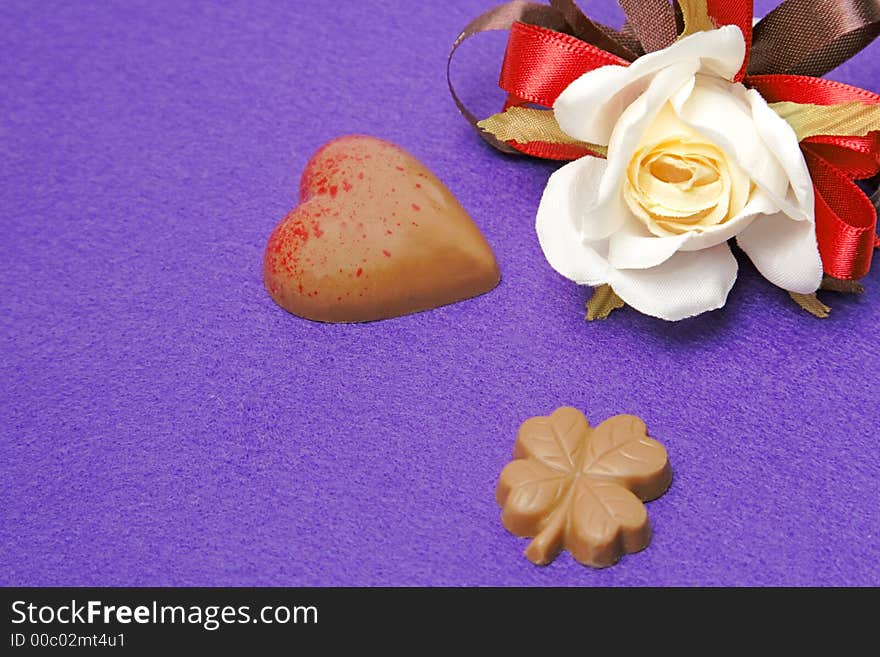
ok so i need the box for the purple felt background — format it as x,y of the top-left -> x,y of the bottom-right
2,0 -> 879,587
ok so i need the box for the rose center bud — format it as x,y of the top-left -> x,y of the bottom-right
623,103 -> 751,237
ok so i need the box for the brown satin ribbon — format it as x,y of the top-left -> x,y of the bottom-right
750,0 -> 880,77
549,0 -> 640,60
618,0 -> 678,52
617,21 -> 647,56
450,0 -> 880,164
447,0 -> 641,155
447,1 -> 570,154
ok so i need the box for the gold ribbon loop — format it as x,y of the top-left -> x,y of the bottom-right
676,0 -> 715,39
478,107 -> 608,155
771,101 -> 880,141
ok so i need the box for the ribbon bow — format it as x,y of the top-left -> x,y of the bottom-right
448,0 -> 880,282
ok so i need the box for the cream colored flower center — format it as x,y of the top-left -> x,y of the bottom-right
623,104 -> 751,236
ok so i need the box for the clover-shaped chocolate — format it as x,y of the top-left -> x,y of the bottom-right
497,407 -> 672,568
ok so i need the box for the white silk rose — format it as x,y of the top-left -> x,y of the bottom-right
537,25 -> 823,320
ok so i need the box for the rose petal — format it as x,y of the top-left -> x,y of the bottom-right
672,76 -> 790,203
607,220 -> 689,270
607,198 -> 764,270
609,245 -> 739,320
676,187 -> 777,251
747,89 -> 815,220
554,65 -> 633,146
585,62 -> 700,241
540,25 -> 817,319
736,213 -> 823,293
536,156 -> 611,286
554,26 -> 746,145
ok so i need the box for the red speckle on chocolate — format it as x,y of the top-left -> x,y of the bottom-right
329,185 -> 338,197
285,217 -> 309,244
356,268 -> 363,277
337,296 -> 342,301
395,165 -> 405,171
411,221 -> 418,227
358,172 -> 364,179
386,230 -> 392,235
382,249 -> 391,258
318,187 -> 327,195
411,203 -> 420,211
342,180 -> 352,192
415,183 -> 421,189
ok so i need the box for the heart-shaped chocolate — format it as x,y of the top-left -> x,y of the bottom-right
263,135 -> 500,322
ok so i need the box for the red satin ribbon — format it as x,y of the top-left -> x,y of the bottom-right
505,140 -> 602,160
749,74 -> 880,277
706,0 -> 753,81
804,150 -> 879,279
495,21 -> 879,278
497,22 -> 629,160
802,135 -> 880,180
500,22 -> 629,107
748,73 -> 880,104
